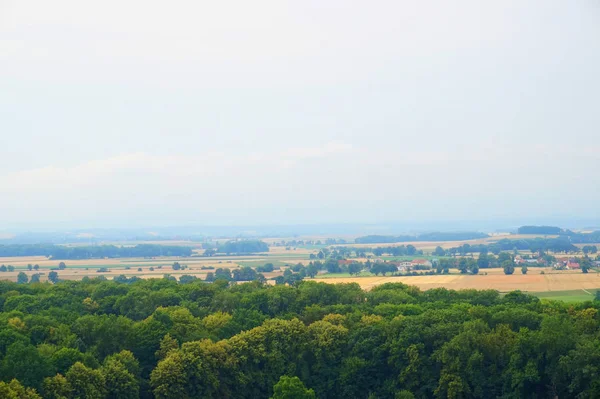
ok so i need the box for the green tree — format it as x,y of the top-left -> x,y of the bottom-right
580,257 -> 592,273
502,260 -> 515,275
271,376 -> 316,399
48,271 -> 59,284
42,374 -> 72,399
102,358 -> 139,399
58,262 -> 67,270
179,275 -> 197,284
458,258 -> 468,274
477,252 -> 490,269
17,272 -> 28,284
0,379 -> 41,399
30,273 -> 41,283
306,263 -> 320,278
2,342 -> 52,389
155,334 -> 179,360
65,362 -> 106,399
433,246 -> 446,257
521,265 -> 528,274
348,262 -> 362,276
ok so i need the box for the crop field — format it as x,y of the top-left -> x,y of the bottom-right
312,270 -> 600,293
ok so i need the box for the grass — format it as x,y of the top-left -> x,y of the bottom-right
532,289 -> 597,302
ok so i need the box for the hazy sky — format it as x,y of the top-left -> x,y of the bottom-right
1,1 -> 599,228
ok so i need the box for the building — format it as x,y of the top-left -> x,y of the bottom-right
567,260 -> 580,270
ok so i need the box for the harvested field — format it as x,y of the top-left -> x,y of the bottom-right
312,271 -> 600,292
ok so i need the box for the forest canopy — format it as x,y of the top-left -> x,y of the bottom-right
0,278 -> 599,398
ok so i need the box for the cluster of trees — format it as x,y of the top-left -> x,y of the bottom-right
0,244 -> 57,257
308,247 -> 368,260
355,232 -> 488,244
517,225 -> 564,235
370,262 -> 398,276
567,231 -> 600,244
272,239 -> 339,247
516,226 -> 600,244
582,245 -> 599,254
434,253 -> 538,275
205,267 -> 267,283
372,245 -> 422,257
439,237 -> 580,256
218,240 -> 269,255
2,278 -> 600,398
0,244 -> 192,259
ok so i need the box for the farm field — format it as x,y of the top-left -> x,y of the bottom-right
0,253 -> 309,282
1,251 -> 599,297
312,270 -> 600,293
532,289 -> 596,302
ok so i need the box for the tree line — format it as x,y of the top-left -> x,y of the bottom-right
517,225 -> 564,235
431,237 -> 581,256
215,240 -> 269,255
517,226 -> 600,244
1,277 -> 600,397
355,232 -> 489,244
0,244 -> 192,259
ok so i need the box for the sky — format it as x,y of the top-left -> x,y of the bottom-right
1,0 -> 599,229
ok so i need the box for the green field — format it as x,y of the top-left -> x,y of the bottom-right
532,289 -> 597,302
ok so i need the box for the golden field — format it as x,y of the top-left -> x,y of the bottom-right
313,270 -> 600,292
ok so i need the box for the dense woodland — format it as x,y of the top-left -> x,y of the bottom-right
217,240 -> 269,255
1,278 -> 600,398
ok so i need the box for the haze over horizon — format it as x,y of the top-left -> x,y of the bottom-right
2,1 -> 599,229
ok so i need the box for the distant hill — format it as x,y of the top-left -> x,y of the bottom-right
355,232 -> 489,244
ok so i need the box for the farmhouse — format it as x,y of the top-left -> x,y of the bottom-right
567,260 -> 580,270
395,261 -> 412,271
